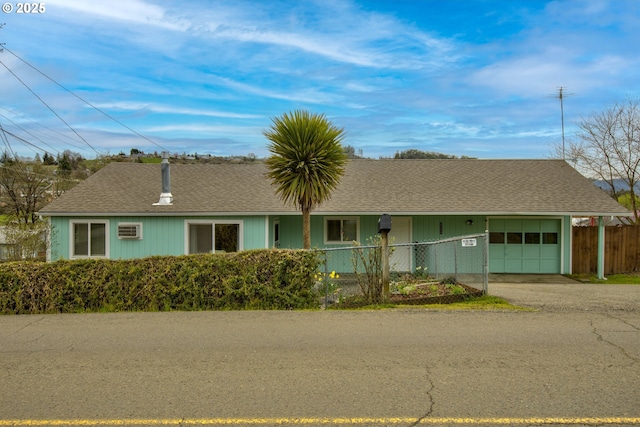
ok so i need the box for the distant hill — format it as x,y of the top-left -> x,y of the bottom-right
392,149 -> 476,160
592,179 -> 640,193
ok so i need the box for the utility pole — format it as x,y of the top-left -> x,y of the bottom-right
550,87 -> 575,160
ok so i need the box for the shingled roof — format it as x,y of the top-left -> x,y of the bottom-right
39,159 -> 630,217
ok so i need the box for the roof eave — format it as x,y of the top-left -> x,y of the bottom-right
39,210 -> 634,217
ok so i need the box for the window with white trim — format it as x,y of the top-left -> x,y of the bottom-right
185,220 -> 243,254
325,217 -> 359,244
71,220 -> 109,258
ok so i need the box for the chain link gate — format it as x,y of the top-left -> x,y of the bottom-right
316,233 -> 488,306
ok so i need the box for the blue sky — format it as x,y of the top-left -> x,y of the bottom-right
1,0 -> 639,159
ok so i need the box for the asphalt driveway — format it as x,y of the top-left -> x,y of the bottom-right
489,274 -> 640,312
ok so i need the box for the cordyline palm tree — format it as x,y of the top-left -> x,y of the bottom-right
264,110 -> 348,249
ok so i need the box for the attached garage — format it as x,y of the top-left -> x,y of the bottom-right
489,218 -> 563,274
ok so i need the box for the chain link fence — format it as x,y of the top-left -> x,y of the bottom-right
315,233 -> 488,306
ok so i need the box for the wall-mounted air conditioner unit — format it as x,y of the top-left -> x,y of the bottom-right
118,223 -> 142,239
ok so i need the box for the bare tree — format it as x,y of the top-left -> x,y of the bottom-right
0,161 -> 52,224
0,160 -> 54,260
566,99 -> 640,224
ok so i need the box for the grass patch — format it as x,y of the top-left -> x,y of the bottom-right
568,273 -> 640,284
330,295 -> 527,311
404,295 -> 530,311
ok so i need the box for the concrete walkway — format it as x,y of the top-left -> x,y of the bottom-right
488,274 -> 640,312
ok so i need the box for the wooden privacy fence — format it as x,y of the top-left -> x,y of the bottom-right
572,225 -> 640,274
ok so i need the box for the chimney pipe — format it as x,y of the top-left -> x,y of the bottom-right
153,151 -> 173,205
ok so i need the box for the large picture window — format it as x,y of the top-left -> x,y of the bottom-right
325,217 -> 359,244
186,221 -> 242,254
71,220 -> 108,258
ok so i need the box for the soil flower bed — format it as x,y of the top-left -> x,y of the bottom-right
388,280 -> 483,305
328,271 -> 484,308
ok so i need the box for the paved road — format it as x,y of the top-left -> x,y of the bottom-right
1,283 -> 639,426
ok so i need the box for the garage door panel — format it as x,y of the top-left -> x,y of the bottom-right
523,245 -> 541,257
541,258 -> 560,272
505,245 -> 523,257
505,259 -> 523,271
541,245 -> 558,257
523,259 -> 541,271
489,218 -> 561,274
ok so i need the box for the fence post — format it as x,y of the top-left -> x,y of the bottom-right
483,230 -> 489,294
453,240 -> 458,282
382,230 -> 390,298
324,251 -> 329,308
597,216 -> 605,280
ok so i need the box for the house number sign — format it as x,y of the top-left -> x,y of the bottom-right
461,238 -> 477,247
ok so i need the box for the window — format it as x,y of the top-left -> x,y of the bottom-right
542,232 -> 558,244
325,218 -> 359,244
215,224 -> 239,252
507,232 -> 522,244
71,220 -> 108,258
489,232 -> 505,244
525,232 -> 540,244
273,220 -> 280,248
186,221 -> 242,254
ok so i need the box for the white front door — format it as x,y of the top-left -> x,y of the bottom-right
389,217 -> 412,272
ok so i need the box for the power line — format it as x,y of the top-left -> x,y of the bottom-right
0,110 -> 59,154
0,58 -> 100,155
3,47 -> 169,152
1,126 -> 54,156
0,123 -> 31,176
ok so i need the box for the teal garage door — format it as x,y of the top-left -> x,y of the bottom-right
489,218 -> 561,273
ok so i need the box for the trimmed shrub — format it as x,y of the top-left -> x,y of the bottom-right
0,249 -> 321,314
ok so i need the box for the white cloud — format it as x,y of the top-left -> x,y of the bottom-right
468,48 -> 632,99
92,102 -> 263,119
209,75 -> 340,105
54,0 -> 188,30
189,1 -> 457,70
144,123 -> 263,136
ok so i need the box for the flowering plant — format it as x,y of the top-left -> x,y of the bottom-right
315,270 -> 343,303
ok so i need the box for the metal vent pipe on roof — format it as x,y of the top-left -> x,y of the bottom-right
153,151 -> 173,206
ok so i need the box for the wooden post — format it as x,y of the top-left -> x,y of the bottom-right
382,230 -> 390,298
378,214 -> 392,300
597,216 -> 605,280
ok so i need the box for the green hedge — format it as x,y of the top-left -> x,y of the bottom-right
0,249 -> 321,314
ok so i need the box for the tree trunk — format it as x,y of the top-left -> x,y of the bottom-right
302,206 -> 311,249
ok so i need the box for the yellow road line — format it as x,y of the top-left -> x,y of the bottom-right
2,418 -> 640,425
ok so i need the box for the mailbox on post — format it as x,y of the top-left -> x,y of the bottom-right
378,214 -> 392,234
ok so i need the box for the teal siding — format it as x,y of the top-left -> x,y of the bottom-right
413,215 -> 485,241
277,216 -> 303,249
49,217 -> 70,261
276,214 -> 486,250
49,215 -> 268,261
112,217 -> 184,258
50,213 -> 570,275
273,214 -> 488,274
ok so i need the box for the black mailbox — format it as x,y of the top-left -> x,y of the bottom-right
378,214 -> 392,233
